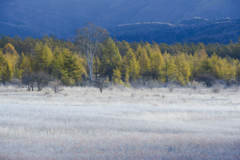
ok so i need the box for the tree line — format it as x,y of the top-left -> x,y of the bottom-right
0,31 -> 240,87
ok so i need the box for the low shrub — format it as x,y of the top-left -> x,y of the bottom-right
194,74 -> 216,87
211,83 -> 222,93
49,80 -> 64,94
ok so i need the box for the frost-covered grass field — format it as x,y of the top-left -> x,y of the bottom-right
0,85 -> 240,160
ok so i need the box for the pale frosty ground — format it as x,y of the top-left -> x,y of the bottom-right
0,85 -> 239,160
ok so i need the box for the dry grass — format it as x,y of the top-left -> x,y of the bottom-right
0,85 -> 240,159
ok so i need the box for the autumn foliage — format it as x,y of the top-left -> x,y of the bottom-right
0,35 -> 240,86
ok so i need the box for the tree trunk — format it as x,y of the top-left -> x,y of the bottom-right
89,66 -> 93,86
166,61 -> 168,83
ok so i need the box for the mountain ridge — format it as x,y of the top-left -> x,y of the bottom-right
108,18 -> 240,44
0,0 -> 239,41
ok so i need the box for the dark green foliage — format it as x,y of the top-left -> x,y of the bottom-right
100,38 -> 121,81
61,49 -> 83,85
0,34 -> 74,56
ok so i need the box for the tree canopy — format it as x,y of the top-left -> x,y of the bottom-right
0,33 -> 240,86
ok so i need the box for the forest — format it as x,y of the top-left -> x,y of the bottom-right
109,18 -> 240,45
0,34 -> 240,87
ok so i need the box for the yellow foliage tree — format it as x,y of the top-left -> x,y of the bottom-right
136,45 -> 150,76
217,58 -> 235,80
150,50 -> 164,80
112,68 -> 122,84
121,49 -> 135,80
3,43 -> 18,55
174,53 -> 191,85
100,38 -> 122,81
17,52 -> 32,78
2,43 -> 19,78
210,53 -> 221,78
161,51 -> 177,82
0,52 -> 13,84
33,43 -> 53,72
128,55 -> 140,80
118,40 -> 131,57
144,42 -> 153,58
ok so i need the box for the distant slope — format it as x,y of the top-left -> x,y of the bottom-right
0,0 -> 240,40
109,18 -> 240,44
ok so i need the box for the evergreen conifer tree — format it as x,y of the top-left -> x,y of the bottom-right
136,46 -> 150,77
18,52 -> 32,77
150,50 -> 163,80
1,61 -> 12,84
174,53 -> 191,85
117,40 -> 131,57
3,43 -> 19,78
52,47 -> 64,80
128,56 -> 140,81
61,49 -> 83,85
162,51 -> 177,82
122,49 -> 139,81
33,43 -> 53,72
113,68 -> 122,84
100,38 -> 121,81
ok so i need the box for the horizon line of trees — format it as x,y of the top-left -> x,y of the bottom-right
0,34 -> 240,87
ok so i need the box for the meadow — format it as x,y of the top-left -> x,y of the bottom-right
0,85 -> 240,159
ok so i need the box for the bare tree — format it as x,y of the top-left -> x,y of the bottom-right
22,73 -> 35,91
22,72 -> 54,91
34,72 -> 54,91
49,80 -> 64,94
94,78 -> 109,93
75,22 -> 109,85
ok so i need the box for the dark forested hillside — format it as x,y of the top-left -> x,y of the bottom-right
0,0 -> 240,40
109,18 -> 240,44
